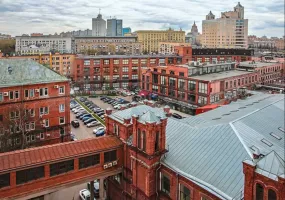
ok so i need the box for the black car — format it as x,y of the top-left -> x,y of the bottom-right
97,112 -> 105,117
172,113 -> 183,119
71,120 -> 80,128
100,96 -> 106,100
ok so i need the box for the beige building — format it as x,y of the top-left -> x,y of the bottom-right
158,42 -> 190,54
74,36 -> 141,55
202,2 -> 248,49
136,29 -> 185,53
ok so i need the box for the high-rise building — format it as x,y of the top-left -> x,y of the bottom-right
202,2 -> 248,49
92,13 -> 106,36
107,19 -> 123,36
186,21 -> 200,46
136,28 -> 185,53
122,27 -> 131,36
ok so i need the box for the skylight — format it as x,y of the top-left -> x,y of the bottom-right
222,113 -> 231,116
212,117 -> 221,120
278,127 -> 285,133
261,139 -> 273,147
238,107 -> 246,109
270,132 -> 282,140
230,110 -> 239,112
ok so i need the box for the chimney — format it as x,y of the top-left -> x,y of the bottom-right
253,148 -> 261,160
163,105 -> 172,117
143,99 -> 148,105
105,108 -> 112,115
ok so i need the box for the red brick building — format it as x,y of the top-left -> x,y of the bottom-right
104,93 -> 284,200
141,62 -> 259,114
0,59 -> 70,153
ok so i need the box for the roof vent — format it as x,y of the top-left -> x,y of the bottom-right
253,101 -> 259,104
270,132 -> 282,140
212,117 -> 221,120
261,139 -> 273,147
238,107 -> 246,109
230,110 -> 239,112
246,103 -> 254,106
8,66 -> 12,74
222,113 -> 231,116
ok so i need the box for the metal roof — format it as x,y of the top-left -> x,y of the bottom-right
111,93 -> 284,199
0,136 -> 122,172
0,59 -> 68,88
138,111 -> 162,124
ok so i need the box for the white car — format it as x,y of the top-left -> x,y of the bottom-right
79,189 -> 96,200
72,106 -> 82,112
126,92 -> 132,96
87,121 -> 100,128
93,126 -> 105,134
74,108 -> 85,114
114,104 -> 122,109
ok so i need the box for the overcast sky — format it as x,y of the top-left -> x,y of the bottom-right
0,0 -> 284,37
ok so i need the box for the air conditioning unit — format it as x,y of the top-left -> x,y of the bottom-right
107,162 -> 113,168
54,85 -> 59,88
103,164 -> 108,169
35,89 -> 40,93
113,160 -> 118,166
36,135 -> 40,139
46,133 -> 50,137
39,115 -> 43,118
3,92 -> 8,96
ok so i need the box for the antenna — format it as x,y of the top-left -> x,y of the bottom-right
99,8 -> 101,14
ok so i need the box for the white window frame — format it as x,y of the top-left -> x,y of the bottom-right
26,135 -> 30,142
31,134 -> 35,141
59,117 -> 65,124
30,122 -> 35,130
45,119 -> 49,127
59,86 -> 65,94
59,104 -> 65,112
15,91 -> 19,99
29,89 -> 34,97
25,123 -> 30,131
9,91 -> 14,100
40,132 -> 44,139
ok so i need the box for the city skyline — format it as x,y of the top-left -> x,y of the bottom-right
0,0 -> 284,37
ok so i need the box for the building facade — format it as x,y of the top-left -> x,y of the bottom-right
136,29 -> 185,53
15,35 -> 74,55
72,54 -> 184,91
237,60 -> 285,85
104,93 -> 285,200
185,21 -> 200,47
107,19 -> 123,36
74,36 -> 141,55
202,3 -> 248,49
0,59 -> 70,153
123,27 -> 132,36
92,13 -> 107,36
0,53 -> 75,76
0,33 -> 12,40
158,42 -> 191,55
141,62 -> 259,114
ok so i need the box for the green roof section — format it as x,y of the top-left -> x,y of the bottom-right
0,59 -> 68,88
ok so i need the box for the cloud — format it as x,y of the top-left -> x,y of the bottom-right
0,0 -> 284,37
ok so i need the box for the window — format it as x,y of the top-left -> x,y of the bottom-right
15,91 -> 19,99
114,59 -> 119,65
30,109 -> 35,117
40,88 -> 48,97
255,183 -> 264,200
0,93 -> 2,102
268,189 -> 277,200
9,91 -> 14,100
198,82 -> 208,94
155,131 -> 159,152
188,81 -> 196,91
16,166 -> 44,185
40,132 -> 44,139
122,59 -> 129,64
59,104 -> 65,112
29,89 -> 34,98
59,86 -> 65,94
84,60 -> 90,66
180,184 -> 190,200
0,173 -> 10,189
104,150 -> 117,163
122,67 -> 128,72
26,135 -> 30,142
50,160 -> 74,177
59,117 -> 65,124
103,59 -> 109,65
161,173 -> 170,195
31,134 -> 35,141
40,107 -> 49,115
113,173 -> 121,184
44,119 -> 49,127
79,154 -> 100,169
25,90 -> 29,98
30,122 -> 35,130
113,124 -> 119,136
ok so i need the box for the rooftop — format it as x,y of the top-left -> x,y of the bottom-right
110,93 -> 284,199
191,70 -> 254,81
0,59 -> 68,88
0,136 -> 122,172
238,61 -> 280,68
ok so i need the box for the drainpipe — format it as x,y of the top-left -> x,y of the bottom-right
156,155 -> 163,200
176,173 -> 179,200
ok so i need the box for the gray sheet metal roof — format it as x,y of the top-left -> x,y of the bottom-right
0,59 -> 67,88
138,111 -> 162,124
191,70 -> 254,81
110,93 -> 285,199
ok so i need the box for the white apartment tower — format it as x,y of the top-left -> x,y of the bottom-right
92,13 -> 106,36
202,2 -> 248,49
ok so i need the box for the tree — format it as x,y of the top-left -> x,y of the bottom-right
0,39 -> 16,54
0,101 -> 47,152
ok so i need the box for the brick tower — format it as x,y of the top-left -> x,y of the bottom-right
129,111 -> 168,200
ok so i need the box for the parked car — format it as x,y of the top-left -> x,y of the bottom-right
114,104 -> 122,109
96,129 -> 105,137
93,126 -> 105,134
79,97 -> 87,102
71,120 -> 80,128
71,133 -> 78,141
97,112 -> 105,117
74,108 -> 85,114
82,116 -> 92,121
100,96 -> 106,100
76,111 -> 88,118
72,106 -> 82,112
172,113 -> 183,119
94,109 -> 104,114
84,118 -> 97,125
87,121 -> 101,128
87,181 -> 100,198
79,189 -> 95,200
80,114 -> 91,120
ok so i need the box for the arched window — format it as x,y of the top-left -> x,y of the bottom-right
256,183 -> 264,200
268,189 -> 277,200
